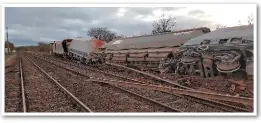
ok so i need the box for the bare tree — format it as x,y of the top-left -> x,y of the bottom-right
237,13 -> 254,26
87,27 -> 123,43
152,14 -> 176,34
247,14 -> 254,25
216,24 -> 227,30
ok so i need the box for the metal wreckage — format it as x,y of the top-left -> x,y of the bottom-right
103,25 -> 253,79
51,25 -> 253,80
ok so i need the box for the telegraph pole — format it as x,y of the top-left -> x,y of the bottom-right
6,27 -> 10,53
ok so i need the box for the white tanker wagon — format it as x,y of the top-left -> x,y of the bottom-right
162,25 -> 254,79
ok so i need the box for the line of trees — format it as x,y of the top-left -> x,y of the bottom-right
16,42 -> 50,52
86,14 -> 177,43
86,13 -> 254,43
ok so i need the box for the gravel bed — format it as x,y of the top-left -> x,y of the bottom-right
39,54 -> 184,87
32,54 -> 180,88
5,54 -> 22,112
29,54 -> 229,112
90,64 -> 178,87
22,56 -> 84,112
117,86 -> 224,112
94,63 -> 253,98
28,53 -> 253,112
29,55 -> 170,112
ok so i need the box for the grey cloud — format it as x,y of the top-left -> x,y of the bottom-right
125,7 -> 185,15
175,16 -> 214,30
101,16 -> 153,35
5,7 -> 213,45
187,9 -> 205,16
161,7 -> 186,11
126,7 -> 155,15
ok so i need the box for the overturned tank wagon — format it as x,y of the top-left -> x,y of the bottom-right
104,27 -> 211,71
161,25 -> 254,79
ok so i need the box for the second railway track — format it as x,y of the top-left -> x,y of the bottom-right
25,54 -> 180,112
26,52 -> 252,112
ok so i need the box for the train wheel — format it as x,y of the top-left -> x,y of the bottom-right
159,58 -> 174,73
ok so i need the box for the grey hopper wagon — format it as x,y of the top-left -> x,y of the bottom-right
104,27 -> 211,70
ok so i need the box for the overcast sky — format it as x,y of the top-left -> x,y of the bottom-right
5,4 -> 255,46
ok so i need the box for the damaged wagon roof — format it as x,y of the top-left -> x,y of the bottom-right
105,27 -> 210,50
183,25 -> 254,46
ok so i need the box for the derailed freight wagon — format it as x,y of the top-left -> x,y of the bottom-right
162,25 -> 253,79
50,41 -> 64,56
67,38 -> 105,63
50,38 -> 105,63
104,27 -> 211,71
50,39 -> 73,56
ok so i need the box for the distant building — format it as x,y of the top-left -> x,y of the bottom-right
5,41 -> 14,54
5,48 -> 10,54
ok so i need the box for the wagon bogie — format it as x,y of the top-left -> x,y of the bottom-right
172,25 -> 254,78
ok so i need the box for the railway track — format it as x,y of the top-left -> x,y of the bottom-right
19,56 -> 26,112
26,54 -> 181,112
27,54 -> 209,112
27,52 -> 253,112
89,63 -> 242,98
33,53 -> 184,88
20,55 -> 92,112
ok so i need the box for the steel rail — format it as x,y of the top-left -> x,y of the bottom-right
110,85 -> 181,112
104,63 -> 254,108
91,79 -> 253,106
44,55 -> 185,87
89,77 -> 251,112
19,56 -> 27,112
106,62 -> 190,89
51,56 -> 149,84
25,55 -> 93,112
